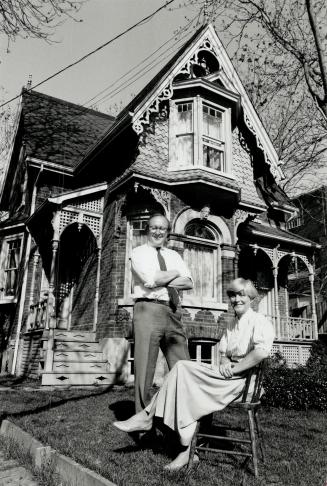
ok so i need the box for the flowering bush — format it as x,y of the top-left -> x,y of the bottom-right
262,341 -> 327,411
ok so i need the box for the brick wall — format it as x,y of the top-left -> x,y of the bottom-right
96,194 -> 128,340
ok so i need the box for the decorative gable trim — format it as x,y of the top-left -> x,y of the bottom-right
131,24 -> 284,182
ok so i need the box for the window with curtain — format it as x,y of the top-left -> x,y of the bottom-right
170,98 -> 228,172
183,221 -> 219,302
176,102 -> 194,167
2,238 -> 22,297
128,216 -> 149,295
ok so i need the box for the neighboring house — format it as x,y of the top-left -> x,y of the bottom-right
286,185 -> 327,336
0,24 -> 321,386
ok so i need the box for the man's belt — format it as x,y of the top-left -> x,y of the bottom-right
135,298 -> 171,307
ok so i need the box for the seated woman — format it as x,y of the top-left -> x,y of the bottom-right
113,278 -> 275,471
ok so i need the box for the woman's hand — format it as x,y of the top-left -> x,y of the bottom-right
219,361 -> 234,379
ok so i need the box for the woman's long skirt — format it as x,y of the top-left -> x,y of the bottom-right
145,360 -> 246,445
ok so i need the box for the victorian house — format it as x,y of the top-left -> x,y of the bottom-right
0,24 -> 320,386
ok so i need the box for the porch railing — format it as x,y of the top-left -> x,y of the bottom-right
27,299 -> 48,330
280,316 -> 314,340
266,315 -> 314,341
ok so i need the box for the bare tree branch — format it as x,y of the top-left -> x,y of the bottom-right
0,0 -> 84,47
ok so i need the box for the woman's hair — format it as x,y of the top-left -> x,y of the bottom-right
226,278 -> 258,300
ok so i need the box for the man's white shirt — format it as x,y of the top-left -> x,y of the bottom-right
131,243 -> 192,301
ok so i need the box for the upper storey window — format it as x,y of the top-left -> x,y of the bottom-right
170,97 -> 231,173
0,235 -> 23,299
176,102 -> 194,166
202,103 -> 224,171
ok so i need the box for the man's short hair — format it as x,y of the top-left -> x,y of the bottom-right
145,212 -> 171,233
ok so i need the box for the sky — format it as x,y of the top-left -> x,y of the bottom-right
0,0 -> 201,115
0,0 -> 326,195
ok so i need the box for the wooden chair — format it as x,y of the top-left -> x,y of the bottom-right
186,359 -> 268,478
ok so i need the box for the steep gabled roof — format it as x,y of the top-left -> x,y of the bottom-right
76,23 -> 284,182
21,89 -> 114,169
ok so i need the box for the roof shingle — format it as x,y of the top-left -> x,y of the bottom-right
22,90 -> 114,169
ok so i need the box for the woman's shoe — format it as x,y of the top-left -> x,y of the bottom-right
164,452 -> 199,472
113,410 -> 152,433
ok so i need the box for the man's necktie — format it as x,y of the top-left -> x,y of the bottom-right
156,247 -> 179,311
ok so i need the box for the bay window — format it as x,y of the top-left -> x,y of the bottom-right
170,97 -> 231,173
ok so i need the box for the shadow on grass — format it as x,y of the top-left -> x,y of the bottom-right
109,399 -> 135,421
0,383 -> 115,424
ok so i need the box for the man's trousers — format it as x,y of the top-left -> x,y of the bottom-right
133,300 -> 190,412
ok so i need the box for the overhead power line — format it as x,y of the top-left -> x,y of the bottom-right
84,18 -> 195,110
0,0 -> 178,109
86,19 -> 197,110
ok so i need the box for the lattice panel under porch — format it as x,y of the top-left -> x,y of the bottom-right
59,210 -> 78,233
83,214 -> 101,237
271,343 -> 312,366
69,197 -> 103,213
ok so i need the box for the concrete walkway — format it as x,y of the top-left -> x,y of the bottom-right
0,449 -> 38,486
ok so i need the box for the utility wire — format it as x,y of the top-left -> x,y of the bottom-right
0,0 -> 178,109
90,23 -> 196,110
84,16 -> 196,110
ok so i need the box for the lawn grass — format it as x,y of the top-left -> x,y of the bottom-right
0,378 -> 326,486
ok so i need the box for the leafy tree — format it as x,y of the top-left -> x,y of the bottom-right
187,0 -> 327,193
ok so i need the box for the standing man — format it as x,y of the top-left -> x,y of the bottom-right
131,212 -> 193,412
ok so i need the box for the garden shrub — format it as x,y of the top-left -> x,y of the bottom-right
262,341 -> 327,411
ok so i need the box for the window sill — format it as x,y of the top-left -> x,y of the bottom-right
167,165 -> 235,180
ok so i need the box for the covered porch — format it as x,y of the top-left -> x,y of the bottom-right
237,220 -> 320,362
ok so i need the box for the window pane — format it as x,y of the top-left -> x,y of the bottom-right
4,239 -> 21,296
176,103 -> 193,134
185,222 -> 215,240
176,134 -> 194,166
202,105 -> 222,139
184,243 -> 215,299
203,145 -> 224,171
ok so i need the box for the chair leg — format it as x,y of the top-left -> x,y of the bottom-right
247,409 -> 259,477
186,421 -> 200,474
254,410 -> 265,463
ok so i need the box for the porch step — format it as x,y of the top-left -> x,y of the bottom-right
54,351 -> 104,362
54,341 -> 100,352
52,361 -> 109,373
54,330 -> 97,342
42,372 -> 115,386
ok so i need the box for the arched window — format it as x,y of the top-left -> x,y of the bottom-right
183,219 -> 220,302
185,221 -> 216,240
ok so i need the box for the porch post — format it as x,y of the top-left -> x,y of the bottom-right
309,271 -> 318,340
284,285 -> 289,318
93,246 -> 102,331
26,251 -> 40,331
272,266 -> 281,339
45,238 -> 59,373
233,244 -> 240,279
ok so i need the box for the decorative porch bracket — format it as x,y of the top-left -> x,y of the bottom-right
134,182 -> 171,219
